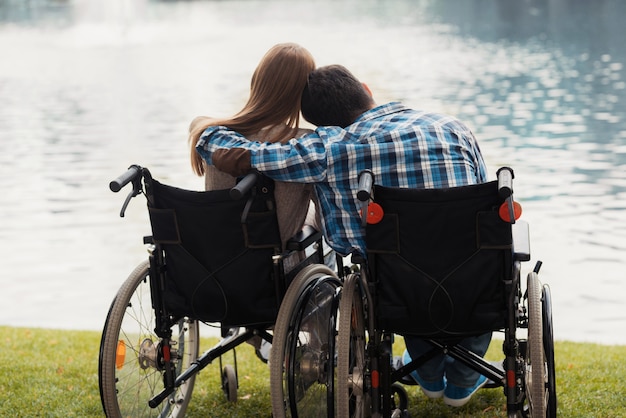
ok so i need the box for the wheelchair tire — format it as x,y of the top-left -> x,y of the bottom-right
98,261 -> 200,418
526,271 -> 547,417
543,284 -> 557,417
337,273 -> 368,418
269,264 -> 340,418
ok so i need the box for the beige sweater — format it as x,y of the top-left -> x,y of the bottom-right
201,125 -> 314,249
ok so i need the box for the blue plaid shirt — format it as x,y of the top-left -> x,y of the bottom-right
197,102 -> 487,256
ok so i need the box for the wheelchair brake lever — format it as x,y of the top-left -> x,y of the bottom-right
119,175 -> 143,218
119,190 -> 133,218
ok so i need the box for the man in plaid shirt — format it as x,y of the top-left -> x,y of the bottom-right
197,64 -> 491,407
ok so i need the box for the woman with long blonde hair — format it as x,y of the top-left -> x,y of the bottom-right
188,43 -> 317,248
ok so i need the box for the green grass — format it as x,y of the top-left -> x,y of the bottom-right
1,326 -> 625,417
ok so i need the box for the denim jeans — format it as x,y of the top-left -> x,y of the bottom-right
404,332 -> 492,388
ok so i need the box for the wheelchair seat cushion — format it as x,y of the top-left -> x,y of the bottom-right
366,181 -> 512,337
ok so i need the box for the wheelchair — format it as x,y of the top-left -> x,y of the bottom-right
270,167 -> 556,417
98,164 -> 336,417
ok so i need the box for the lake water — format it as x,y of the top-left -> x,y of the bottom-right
0,0 -> 624,345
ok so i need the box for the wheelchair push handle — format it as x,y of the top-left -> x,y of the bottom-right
110,164 -> 144,217
110,165 -> 142,192
496,167 -> 514,198
357,170 -> 375,202
230,171 -> 260,200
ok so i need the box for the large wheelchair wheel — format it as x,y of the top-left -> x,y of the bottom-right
337,273 -> 368,418
269,264 -> 340,418
542,284 -> 557,417
525,271 -> 547,417
99,261 -> 200,417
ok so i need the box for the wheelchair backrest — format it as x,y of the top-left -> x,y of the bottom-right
366,180 -> 513,338
144,173 -> 283,326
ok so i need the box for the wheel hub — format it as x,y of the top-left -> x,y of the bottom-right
138,338 -> 159,370
349,367 -> 364,397
299,351 -> 322,383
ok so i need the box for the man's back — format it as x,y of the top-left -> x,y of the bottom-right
311,102 -> 487,256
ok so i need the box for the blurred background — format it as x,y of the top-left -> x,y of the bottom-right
0,0 -> 624,345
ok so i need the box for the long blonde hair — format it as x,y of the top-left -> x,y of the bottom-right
189,43 -> 316,176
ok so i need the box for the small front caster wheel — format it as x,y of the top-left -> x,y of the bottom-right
221,364 -> 238,402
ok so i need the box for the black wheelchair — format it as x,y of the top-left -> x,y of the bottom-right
269,167 -> 556,417
98,165 -> 336,417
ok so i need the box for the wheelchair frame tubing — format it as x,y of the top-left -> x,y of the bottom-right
358,267 -> 383,417
504,260 -> 523,415
145,244 -> 182,407
148,244 -> 173,340
367,330 -> 383,418
379,334 -> 394,418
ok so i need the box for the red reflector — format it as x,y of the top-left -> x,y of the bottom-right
507,370 -> 516,388
499,201 -> 522,222
366,203 -> 384,224
371,370 -> 379,388
162,344 -> 171,362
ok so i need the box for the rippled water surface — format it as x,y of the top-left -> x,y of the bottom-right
0,0 -> 624,345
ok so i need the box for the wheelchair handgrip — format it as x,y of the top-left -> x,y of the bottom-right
230,171 -> 259,200
110,165 -> 142,192
357,170 -> 374,201
496,167 -> 514,198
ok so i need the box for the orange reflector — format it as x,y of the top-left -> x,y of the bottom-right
499,201 -> 522,222
365,203 -> 384,224
115,340 -> 126,370
371,370 -> 379,388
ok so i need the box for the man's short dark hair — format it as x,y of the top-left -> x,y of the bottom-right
301,65 -> 374,128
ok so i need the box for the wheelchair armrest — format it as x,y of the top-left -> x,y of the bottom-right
285,225 -> 322,251
512,220 -> 531,261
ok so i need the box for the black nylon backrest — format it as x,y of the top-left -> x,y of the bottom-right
366,181 -> 512,338
147,178 -> 281,326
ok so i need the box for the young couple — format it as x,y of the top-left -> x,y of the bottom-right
188,42 -> 489,407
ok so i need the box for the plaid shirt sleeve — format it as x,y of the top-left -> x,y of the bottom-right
196,126 -> 328,182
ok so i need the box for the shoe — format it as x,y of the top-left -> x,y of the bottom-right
443,374 -> 488,407
401,350 -> 445,399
